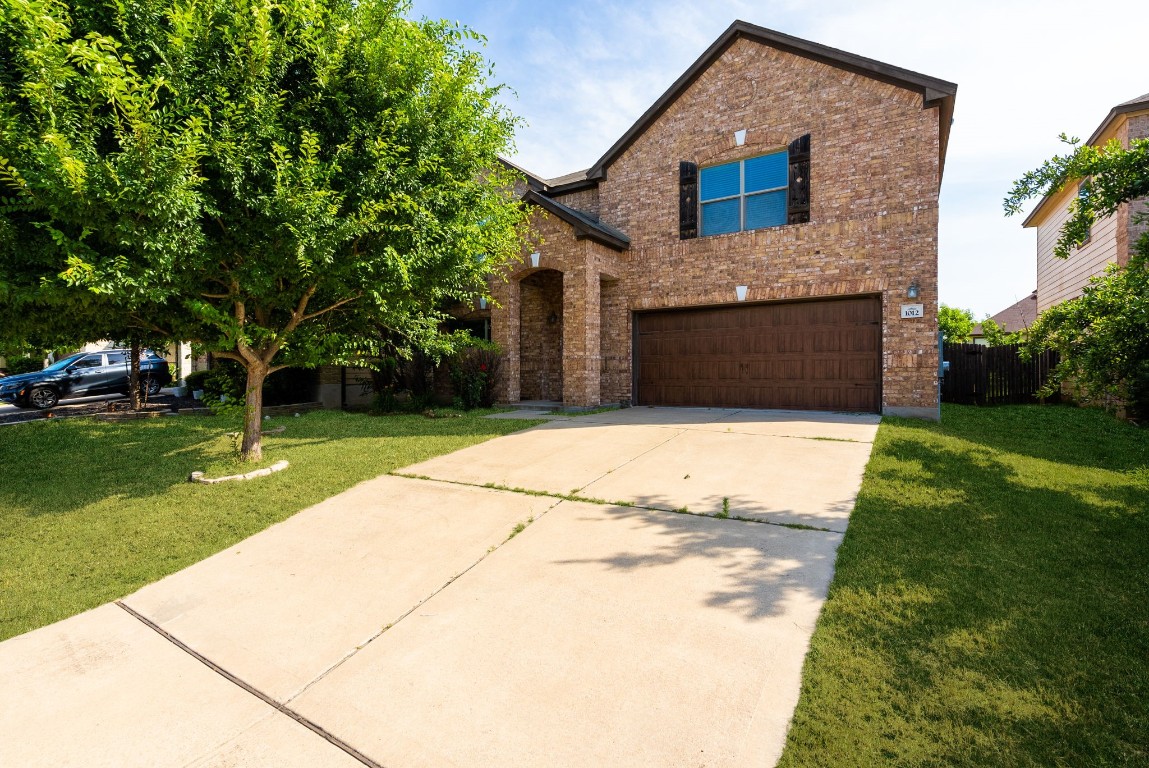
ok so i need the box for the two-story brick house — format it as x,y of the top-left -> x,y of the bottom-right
1023,92 -> 1149,313
480,21 -> 956,420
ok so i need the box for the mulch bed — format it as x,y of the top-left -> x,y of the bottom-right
0,393 -> 201,426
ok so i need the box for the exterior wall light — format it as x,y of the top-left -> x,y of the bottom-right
530,252 -> 541,268
735,285 -> 748,302
906,280 -> 920,300
479,297 -> 488,310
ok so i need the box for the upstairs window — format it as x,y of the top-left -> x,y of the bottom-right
699,151 -> 788,236
1077,182 -> 1092,245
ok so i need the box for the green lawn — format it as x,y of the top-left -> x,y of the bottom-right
779,404 -> 1149,768
0,409 -> 540,641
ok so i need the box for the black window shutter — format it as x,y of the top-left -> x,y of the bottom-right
787,134 -> 811,225
679,161 -> 698,239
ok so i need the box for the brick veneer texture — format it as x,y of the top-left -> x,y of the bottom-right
518,269 -> 564,401
1123,115 -> 1149,260
496,35 -> 945,413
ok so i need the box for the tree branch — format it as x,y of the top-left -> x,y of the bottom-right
301,292 -> 361,322
264,284 -> 319,361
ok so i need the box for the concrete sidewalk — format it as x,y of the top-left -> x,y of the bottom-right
0,407 -> 878,767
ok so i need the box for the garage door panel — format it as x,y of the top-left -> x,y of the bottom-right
847,359 -> 878,380
636,297 -> 881,413
810,360 -> 840,380
812,332 -> 841,353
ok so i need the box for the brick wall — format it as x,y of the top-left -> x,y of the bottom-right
593,37 -> 942,414
518,269 -> 564,400
494,35 -> 946,416
1126,114 -> 1149,259
552,186 -> 600,218
600,277 -> 629,403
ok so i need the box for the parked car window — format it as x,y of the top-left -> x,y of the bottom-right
42,354 -> 84,372
70,355 -> 103,369
105,353 -> 128,366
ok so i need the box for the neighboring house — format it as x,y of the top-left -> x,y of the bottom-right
483,21 -> 956,419
970,290 -> 1037,345
1023,92 -> 1149,313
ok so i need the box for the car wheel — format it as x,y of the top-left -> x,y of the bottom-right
144,378 -> 162,396
28,386 -> 59,409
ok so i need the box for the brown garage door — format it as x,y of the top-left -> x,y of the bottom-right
635,297 -> 881,412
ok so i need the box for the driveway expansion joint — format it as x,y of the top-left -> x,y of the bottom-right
391,471 -> 841,534
115,601 -> 385,768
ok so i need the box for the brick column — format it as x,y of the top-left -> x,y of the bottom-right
562,263 -> 602,407
491,277 -> 521,404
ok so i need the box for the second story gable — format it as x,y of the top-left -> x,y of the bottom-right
1024,92 -> 1149,312
538,21 -> 956,249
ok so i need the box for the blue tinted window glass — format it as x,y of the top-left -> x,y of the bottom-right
701,199 -> 740,236
744,152 -> 787,193
744,190 -> 787,230
699,162 -> 740,201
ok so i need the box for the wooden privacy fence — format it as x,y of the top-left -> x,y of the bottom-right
941,343 -> 1059,405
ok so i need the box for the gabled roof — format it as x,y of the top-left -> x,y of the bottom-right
972,291 -> 1037,336
500,21 -> 957,192
522,190 -> 631,251
1023,91 -> 1149,228
586,20 -> 957,182
497,158 -> 596,196
1086,91 -> 1149,146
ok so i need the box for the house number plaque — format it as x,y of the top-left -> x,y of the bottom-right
900,304 -> 924,319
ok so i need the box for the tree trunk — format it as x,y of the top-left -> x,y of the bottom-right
240,362 -> 269,461
129,338 -> 141,410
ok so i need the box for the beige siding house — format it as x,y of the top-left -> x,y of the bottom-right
1024,93 -> 1149,313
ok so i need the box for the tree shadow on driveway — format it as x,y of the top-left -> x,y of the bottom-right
549,500 -> 844,622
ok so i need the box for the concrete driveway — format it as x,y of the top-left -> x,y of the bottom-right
0,407 -> 878,767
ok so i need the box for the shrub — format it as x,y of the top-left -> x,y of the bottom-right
202,361 -> 245,403
1027,240 -> 1149,421
449,341 -> 502,410
187,363 -> 316,405
5,356 -> 43,375
184,370 -> 210,392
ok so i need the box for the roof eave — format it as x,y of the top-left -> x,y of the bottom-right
498,156 -> 548,192
1022,100 -> 1149,228
586,20 -> 957,182
546,177 -> 599,195
1085,99 -> 1149,146
523,190 -> 630,251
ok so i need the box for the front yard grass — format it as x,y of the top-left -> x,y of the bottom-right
0,409 -> 541,641
779,404 -> 1149,767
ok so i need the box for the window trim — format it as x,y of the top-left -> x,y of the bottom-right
699,152 -> 788,236
1077,182 -> 1092,246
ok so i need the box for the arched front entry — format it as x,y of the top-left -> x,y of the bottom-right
518,269 -> 564,402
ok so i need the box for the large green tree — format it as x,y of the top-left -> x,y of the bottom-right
938,303 -> 975,342
0,0 -> 528,458
1005,135 -> 1149,419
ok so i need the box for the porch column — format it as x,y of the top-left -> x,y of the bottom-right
491,277 -> 521,404
562,264 -> 601,407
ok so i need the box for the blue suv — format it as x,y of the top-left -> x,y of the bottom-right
0,349 -> 172,409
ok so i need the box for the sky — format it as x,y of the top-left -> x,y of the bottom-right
412,0 -> 1146,319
